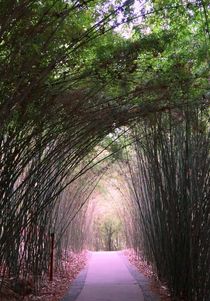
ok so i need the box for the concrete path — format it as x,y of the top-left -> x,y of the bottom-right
65,251 -> 145,301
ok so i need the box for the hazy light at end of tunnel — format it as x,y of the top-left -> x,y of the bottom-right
114,0 -> 153,39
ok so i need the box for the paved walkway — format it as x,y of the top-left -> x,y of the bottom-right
76,251 -> 144,301
62,251 -> 147,301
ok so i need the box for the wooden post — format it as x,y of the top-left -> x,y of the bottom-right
49,232 -> 55,281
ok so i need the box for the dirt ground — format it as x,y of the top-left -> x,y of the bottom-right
124,249 -> 172,301
0,250 -> 87,301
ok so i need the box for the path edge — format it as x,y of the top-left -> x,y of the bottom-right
60,251 -> 92,301
118,251 -> 160,301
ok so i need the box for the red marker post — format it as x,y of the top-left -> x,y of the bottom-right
49,232 -> 55,281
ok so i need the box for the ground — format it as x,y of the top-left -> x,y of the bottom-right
0,251 -> 87,301
28,251 -> 87,301
124,249 -> 172,301
0,249 -> 173,301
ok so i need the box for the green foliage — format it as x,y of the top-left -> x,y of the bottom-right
124,108 -> 210,301
91,215 -> 123,251
0,0 -> 209,297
